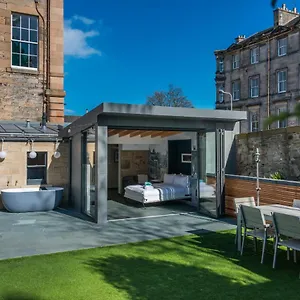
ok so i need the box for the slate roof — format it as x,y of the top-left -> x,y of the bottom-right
215,16 -> 300,54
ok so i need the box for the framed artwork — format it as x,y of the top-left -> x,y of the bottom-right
181,153 -> 192,163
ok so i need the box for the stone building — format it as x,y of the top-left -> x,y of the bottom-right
0,0 -> 65,123
215,3 -> 300,133
0,0 -> 68,208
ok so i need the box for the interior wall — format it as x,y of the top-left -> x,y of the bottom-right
120,151 -> 149,180
108,145 -> 118,188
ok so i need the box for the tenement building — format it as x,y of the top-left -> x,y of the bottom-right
215,4 -> 300,133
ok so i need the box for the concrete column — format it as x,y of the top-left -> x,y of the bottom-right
95,125 -> 108,224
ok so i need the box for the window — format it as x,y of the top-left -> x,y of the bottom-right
232,54 -> 240,69
250,76 -> 259,98
181,153 -> 192,163
27,152 -> 47,185
11,13 -> 39,69
250,111 -> 259,132
277,70 -> 287,93
278,37 -> 287,56
217,58 -> 224,72
250,47 -> 259,64
277,108 -> 287,128
218,84 -> 224,102
232,81 -> 240,100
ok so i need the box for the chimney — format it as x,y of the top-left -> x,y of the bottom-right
235,35 -> 246,43
274,4 -> 299,26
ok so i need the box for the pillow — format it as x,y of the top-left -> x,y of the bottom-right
173,175 -> 189,187
164,174 -> 175,184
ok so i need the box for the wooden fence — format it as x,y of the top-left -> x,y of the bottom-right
225,175 -> 300,217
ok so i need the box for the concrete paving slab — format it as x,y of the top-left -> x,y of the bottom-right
0,209 -> 236,260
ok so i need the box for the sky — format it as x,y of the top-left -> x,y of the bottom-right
63,0 -> 298,115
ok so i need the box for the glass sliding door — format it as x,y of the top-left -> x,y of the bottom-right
197,129 -> 225,218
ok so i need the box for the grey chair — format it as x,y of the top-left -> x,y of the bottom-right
234,197 -> 256,244
272,212 -> 300,269
293,199 -> 300,209
240,205 -> 274,264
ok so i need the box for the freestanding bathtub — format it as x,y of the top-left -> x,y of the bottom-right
1,187 -> 64,213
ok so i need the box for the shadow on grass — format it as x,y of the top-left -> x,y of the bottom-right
85,230 -> 300,300
1,292 -> 44,300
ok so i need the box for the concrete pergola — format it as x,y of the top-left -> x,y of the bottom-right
60,103 -> 247,224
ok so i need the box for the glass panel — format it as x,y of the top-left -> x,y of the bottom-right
20,55 -> 28,67
12,41 -> 20,53
21,15 -> 29,28
30,16 -> 38,30
12,14 -> 21,27
30,30 -> 38,43
12,54 -> 20,66
198,131 -> 218,217
20,42 -> 29,54
30,44 -> 38,55
12,27 -> 20,40
27,152 -> 46,166
29,56 -> 38,68
82,131 -> 96,219
21,29 -> 29,41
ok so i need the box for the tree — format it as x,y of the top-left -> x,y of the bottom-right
146,84 -> 194,108
264,103 -> 300,129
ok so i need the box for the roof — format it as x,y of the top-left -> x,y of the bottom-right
0,121 -> 65,141
215,15 -> 300,54
64,115 -> 81,123
60,102 -> 248,138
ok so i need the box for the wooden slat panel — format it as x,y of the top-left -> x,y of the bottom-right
140,131 -> 155,138
224,177 -> 300,218
160,131 -> 181,138
119,130 -> 135,137
151,131 -> 165,138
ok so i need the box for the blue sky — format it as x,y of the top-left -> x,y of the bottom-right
64,0 -> 296,115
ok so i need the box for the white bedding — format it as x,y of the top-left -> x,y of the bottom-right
124,183 -> 191,204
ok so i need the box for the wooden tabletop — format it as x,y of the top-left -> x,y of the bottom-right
257,204 -> 300,217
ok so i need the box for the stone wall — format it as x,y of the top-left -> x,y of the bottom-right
0,140 -> 69,208
236,126 -> 300,181
0,0 -> 65,123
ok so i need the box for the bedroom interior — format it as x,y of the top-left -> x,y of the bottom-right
63,102 -> 247,224
81,129 -> 218,220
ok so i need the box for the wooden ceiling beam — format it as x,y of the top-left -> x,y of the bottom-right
160,131 -> 181,138
129,130 -> 143,137
108,129 -> 122,137
118,130 -> 135,137
140,131 -> 155,138
150,131 -> 165,138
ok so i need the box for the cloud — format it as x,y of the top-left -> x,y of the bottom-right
65,108 -> 76,115
64,15 -> 101,58
72,15 -> 95,25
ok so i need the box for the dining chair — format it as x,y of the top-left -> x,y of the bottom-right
234,197 -> 256,244
293,199 -> 300,209
272,212 -> 300,270
240,205 -> 274,264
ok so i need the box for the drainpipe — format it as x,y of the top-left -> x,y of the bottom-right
46,0 -> 51,122
267,37 -> 271,129
34,0 -> 47,124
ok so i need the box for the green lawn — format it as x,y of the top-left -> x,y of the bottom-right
0,230 -> 299,300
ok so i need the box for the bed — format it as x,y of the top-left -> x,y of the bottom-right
124,174 -> 191,206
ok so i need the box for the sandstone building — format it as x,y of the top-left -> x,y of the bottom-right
215,4 -> 300,133
0,0 -> 67,207
0,0 -> 65,123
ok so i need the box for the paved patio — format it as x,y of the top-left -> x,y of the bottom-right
0,209 -> 236,260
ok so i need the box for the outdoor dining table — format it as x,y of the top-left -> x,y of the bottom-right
236,204 -> 300,252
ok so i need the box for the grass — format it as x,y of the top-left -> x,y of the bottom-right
0,230 -> 299,300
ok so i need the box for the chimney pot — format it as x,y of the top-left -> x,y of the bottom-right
282,3 -> 287,10
293,7 -> 297,13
